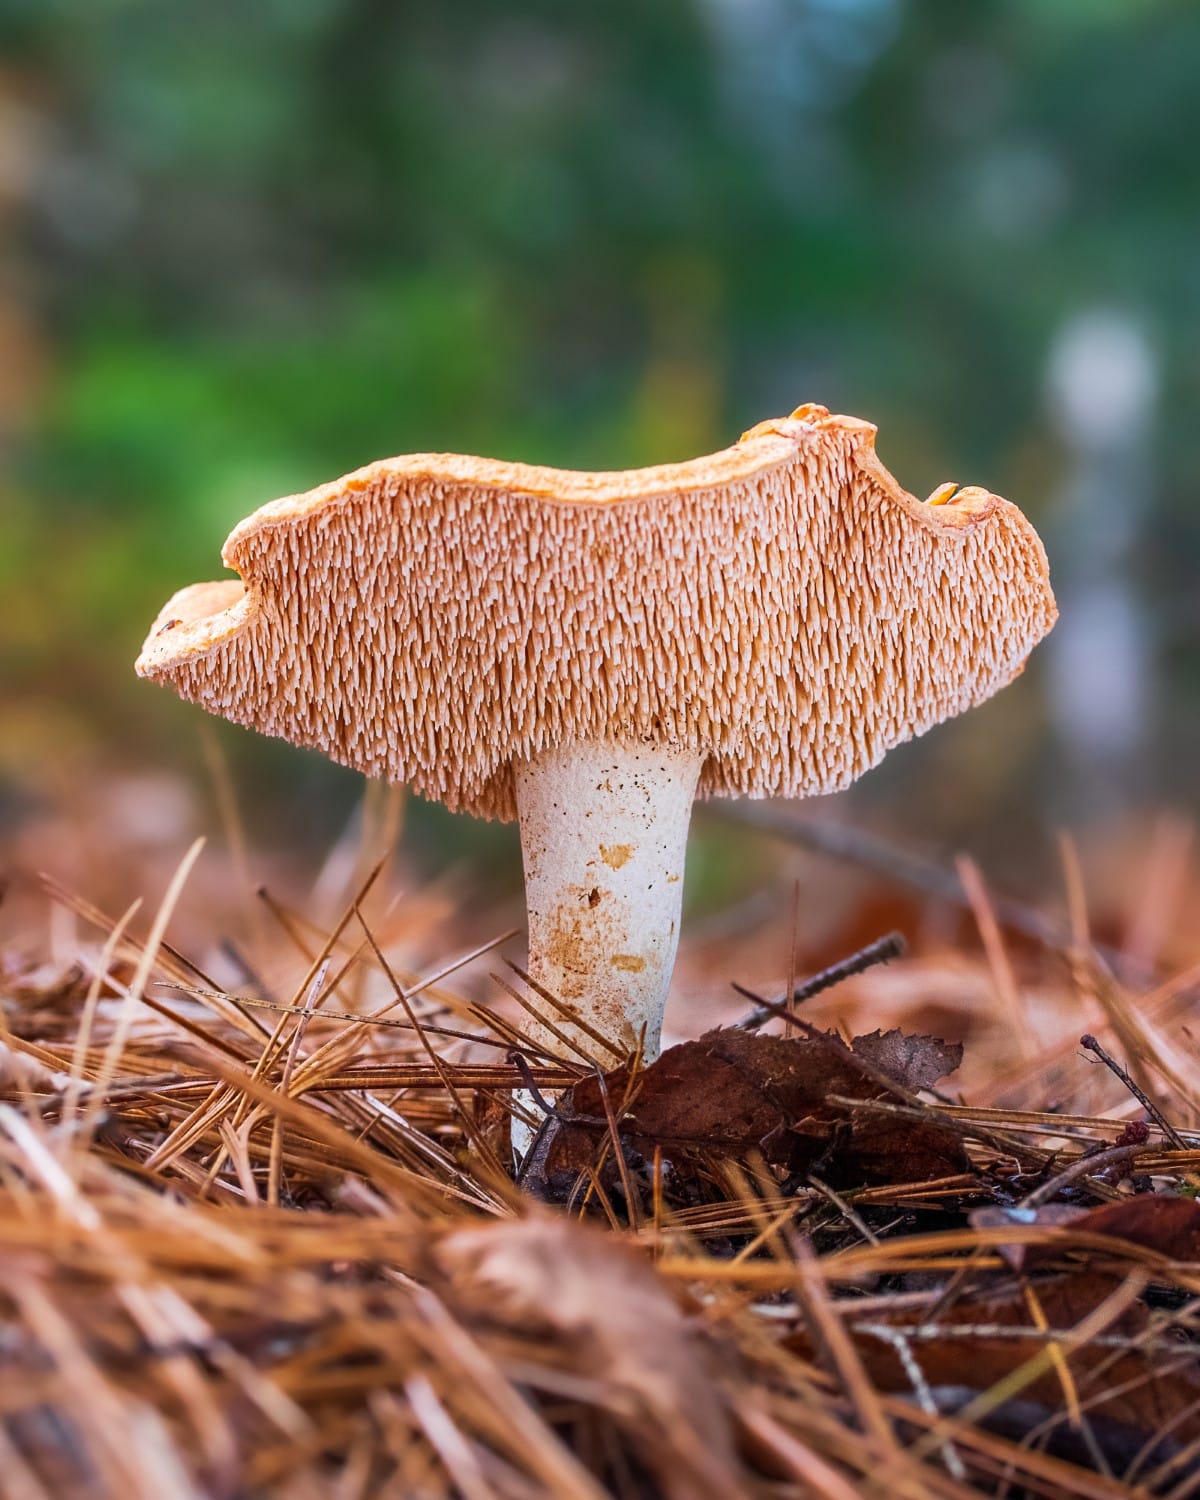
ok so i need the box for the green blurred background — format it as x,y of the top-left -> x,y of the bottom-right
2,0 -> 1198,895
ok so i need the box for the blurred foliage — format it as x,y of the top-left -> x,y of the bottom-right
2,0 -> 1199,865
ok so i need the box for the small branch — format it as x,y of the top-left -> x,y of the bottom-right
510,1050 -> 558,1122
807,1173 -> 880,1247
1080,1033 -> 1187,1150
1018,1141 -> 1150,1210
735,932 -> 907,1032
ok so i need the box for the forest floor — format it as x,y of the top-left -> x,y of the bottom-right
1,800 -> 1198,1499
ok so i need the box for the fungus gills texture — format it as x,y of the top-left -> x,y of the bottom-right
514,740 -> 702,1059
137,411 -> 1057,822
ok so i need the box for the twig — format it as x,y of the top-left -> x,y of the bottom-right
861,1324 -> 967,1481
510,1051 -> 557,1122
1079,1033 -> 1187,1150
807,1174 -> 880,1247
735,933 -> 907,1032
1018,1142 -> 1150,1210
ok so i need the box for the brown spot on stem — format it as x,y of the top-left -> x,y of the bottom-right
611,954 -> 646,973
600,843 -> 635,870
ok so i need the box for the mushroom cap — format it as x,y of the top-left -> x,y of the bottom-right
136,406 -> 1057,821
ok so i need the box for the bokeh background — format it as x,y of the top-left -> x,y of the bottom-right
2,0 -> 1198,963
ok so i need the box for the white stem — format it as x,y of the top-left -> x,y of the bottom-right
514,740 -> 703,1063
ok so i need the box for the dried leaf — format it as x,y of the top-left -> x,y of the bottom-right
968,1203 -> 1090,1271
438,1216 -> 740,1500
832,1114 -> 970,1189
540,1026 -> 969,1191
1055,1193 -> 1200,1261
849,1268 -> 1200,1474
850,1029 -> 963,1092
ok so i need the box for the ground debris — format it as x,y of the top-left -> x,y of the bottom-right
6,858 -> 1200,1498
437,1215 -> 742,1499
834,1217 -> 1200,1483
533,1025 -> 971,1199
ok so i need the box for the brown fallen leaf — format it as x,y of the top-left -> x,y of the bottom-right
1015,1191 -> 1200,1278
845,1267 -> 1200,1479
968,1203 -> 1090,1271
437,1215 -> 741,1500
849,1029 -> 963,1092
536,1026 -> 969,1194
1065,1193 -> 1200,1260
830,1113 -> 972,1190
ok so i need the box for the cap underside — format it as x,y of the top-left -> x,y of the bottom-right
136,409 -> 1057,821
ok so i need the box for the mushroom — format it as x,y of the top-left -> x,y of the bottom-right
136,405 -> 1056,1078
